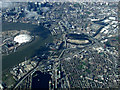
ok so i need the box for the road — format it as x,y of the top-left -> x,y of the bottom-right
13,61 -> 39,89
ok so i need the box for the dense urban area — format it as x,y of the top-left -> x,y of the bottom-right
0,1 -> 119,89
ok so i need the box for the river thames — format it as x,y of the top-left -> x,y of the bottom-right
2,21 -> 53,71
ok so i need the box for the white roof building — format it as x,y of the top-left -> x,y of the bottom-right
14,34 -> 31,44
0,84 -> 3,90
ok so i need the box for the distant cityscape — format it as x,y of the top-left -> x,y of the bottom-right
0,1 -> 119,89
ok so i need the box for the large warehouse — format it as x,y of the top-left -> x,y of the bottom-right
14,34 -> 31,44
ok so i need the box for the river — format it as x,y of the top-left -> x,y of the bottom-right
2,21 -> 53,71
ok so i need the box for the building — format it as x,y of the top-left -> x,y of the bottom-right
14,34 -> 31,44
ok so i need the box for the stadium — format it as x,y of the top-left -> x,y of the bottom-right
14,34 -> 31,44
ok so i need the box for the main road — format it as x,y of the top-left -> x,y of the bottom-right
13,60 -> 40,89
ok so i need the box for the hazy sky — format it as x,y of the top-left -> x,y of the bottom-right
1,0 -> 120,2
0,0 -> 119,9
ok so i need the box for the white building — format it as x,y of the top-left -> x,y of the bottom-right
14,34 -> 31,44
